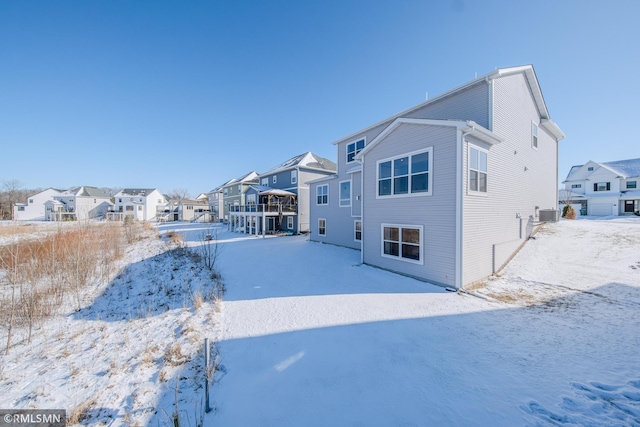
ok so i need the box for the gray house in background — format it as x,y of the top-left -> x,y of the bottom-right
229,152 -> 336,235
309,65 -> 564,289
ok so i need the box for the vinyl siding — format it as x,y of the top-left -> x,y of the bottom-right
362,123 -> 457,287
406,81 -> 490,129
462,73 -> 559,285
309,178 -> 361,249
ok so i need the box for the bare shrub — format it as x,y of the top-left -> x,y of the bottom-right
193,291 -> 204,310
166,231 -> 183,244
164,342 -> 186,366
68,396 -> 98,425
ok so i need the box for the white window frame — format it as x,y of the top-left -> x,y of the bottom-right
627,181 -> 637,189
318,218 -> 326,236
571,184 -> 582,189
354,220 -> 362,242
376,148 -> 433,199
468,144 -> 488,195
532,122 -> 538,149
291,170 -> 297,185
287,216 -> 294,230
261,177 -> 268,186
339,180 -> 351,207
316,184 -> 329,205
380,224 -> 423,265
346,138 -> 365,164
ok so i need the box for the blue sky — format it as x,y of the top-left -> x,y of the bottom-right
1,0 -> 639,197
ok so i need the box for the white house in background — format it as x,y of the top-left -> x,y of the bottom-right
110,188 -> 167,221
309,65 -> 564,290
561,158 -> 640,216
13,188 -> 63,221
45,186 -> 113,221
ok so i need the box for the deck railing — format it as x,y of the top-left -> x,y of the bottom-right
230,204 -> 297,213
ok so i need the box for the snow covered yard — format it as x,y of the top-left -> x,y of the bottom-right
0,217 -> 639,426
210,217 -> 640,426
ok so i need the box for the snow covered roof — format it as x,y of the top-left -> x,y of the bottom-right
258,189 -> 296,196
61,186 -> 111,198
601,158 -> 640,178
260,152 -> 336,176
117,188 -> 159,197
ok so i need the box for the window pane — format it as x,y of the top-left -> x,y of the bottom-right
479,172 -> 487,192
347,152 -> 355,163
402,228 -> 420,244
356,139 -> 365,151
479,151 -> 487,172
470,148 -> 478,170
384,227 -> 398,241
402,244 -> 420,260
340,181 -> 351,199
394,176 -> 409,194
470,170 -> 478,191
394,157 -> 409,176
411,173 -> 428,193
411,152 -> 429,173
379,179 -> 392,196
384,241 -> 399,256
379,161 -> 392,179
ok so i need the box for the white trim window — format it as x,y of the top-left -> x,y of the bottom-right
339,180 -> 351,207
318,218 -> 326,236
594,182 -> 610,192
347,138 -> 365,163
468,145 -> 488,194
381,224 -> 423,264
377,148 -> 432,198
261,177 -> 268,186
532,122 -> 538,149
316,184 -> 328,205
272,175 -> 277,184
291,170 -> 297,185
354,220 -> 362,242
627,181 -> 637,189
571,184 -> 582,189
287,216 -> 294,230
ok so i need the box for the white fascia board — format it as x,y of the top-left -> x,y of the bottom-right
541,119 -> 565,141
306,174 -> 337,185
461,121 -> 504,145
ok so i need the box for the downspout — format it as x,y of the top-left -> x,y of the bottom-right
358,156 -> 364,264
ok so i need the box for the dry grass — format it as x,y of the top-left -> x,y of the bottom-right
166,231 -> 183,244
193,291 -> 204,310
68,395 -> 99,425
0,223 -> 35,237
164,342 -> 185,366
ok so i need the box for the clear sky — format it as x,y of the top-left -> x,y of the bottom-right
1,0 -> 639,197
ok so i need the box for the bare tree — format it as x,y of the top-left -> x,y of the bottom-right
0,180 -> 24,220
168,188 -> 191,201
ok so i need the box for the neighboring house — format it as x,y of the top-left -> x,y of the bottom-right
229,152 -> 336,235
309,65 -> 564,289
207,179 -> 235,223
13,188 -> 63,221
109,188 -> 167,221
221,172 -> 259,223
177,198 -> 211,222
560,158 -> 640,216
46,186 -> 113,221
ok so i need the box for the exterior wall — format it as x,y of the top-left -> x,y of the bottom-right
361,123 -> 458,287
462,73 -> 559,285
75,197 -> 112,220
13,188 -> 62,221
309,177 -> 362,249
406,81 -> 490,129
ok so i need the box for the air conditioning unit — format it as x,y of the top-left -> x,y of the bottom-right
539,209 -> 560,222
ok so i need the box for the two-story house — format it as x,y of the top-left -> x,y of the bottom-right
561,158 -> 640,216
45,186 -> 113,221
309,65 -> 564,289
110,188 -> 167,221
229,152 -> 336,235
13,188 -> 63,221
221,172 -> 259,223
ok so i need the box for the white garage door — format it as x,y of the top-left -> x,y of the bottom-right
590,203 -> 613,216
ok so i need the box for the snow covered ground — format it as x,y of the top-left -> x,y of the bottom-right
1,217 -> 639,426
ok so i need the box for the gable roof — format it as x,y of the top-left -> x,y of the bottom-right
565,158 -> 640,181
116,188 -> 160,197
61,186 -> 111,198
332,65 -> 564,146
221,171 -> 259,189
261,152 -> 337,176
